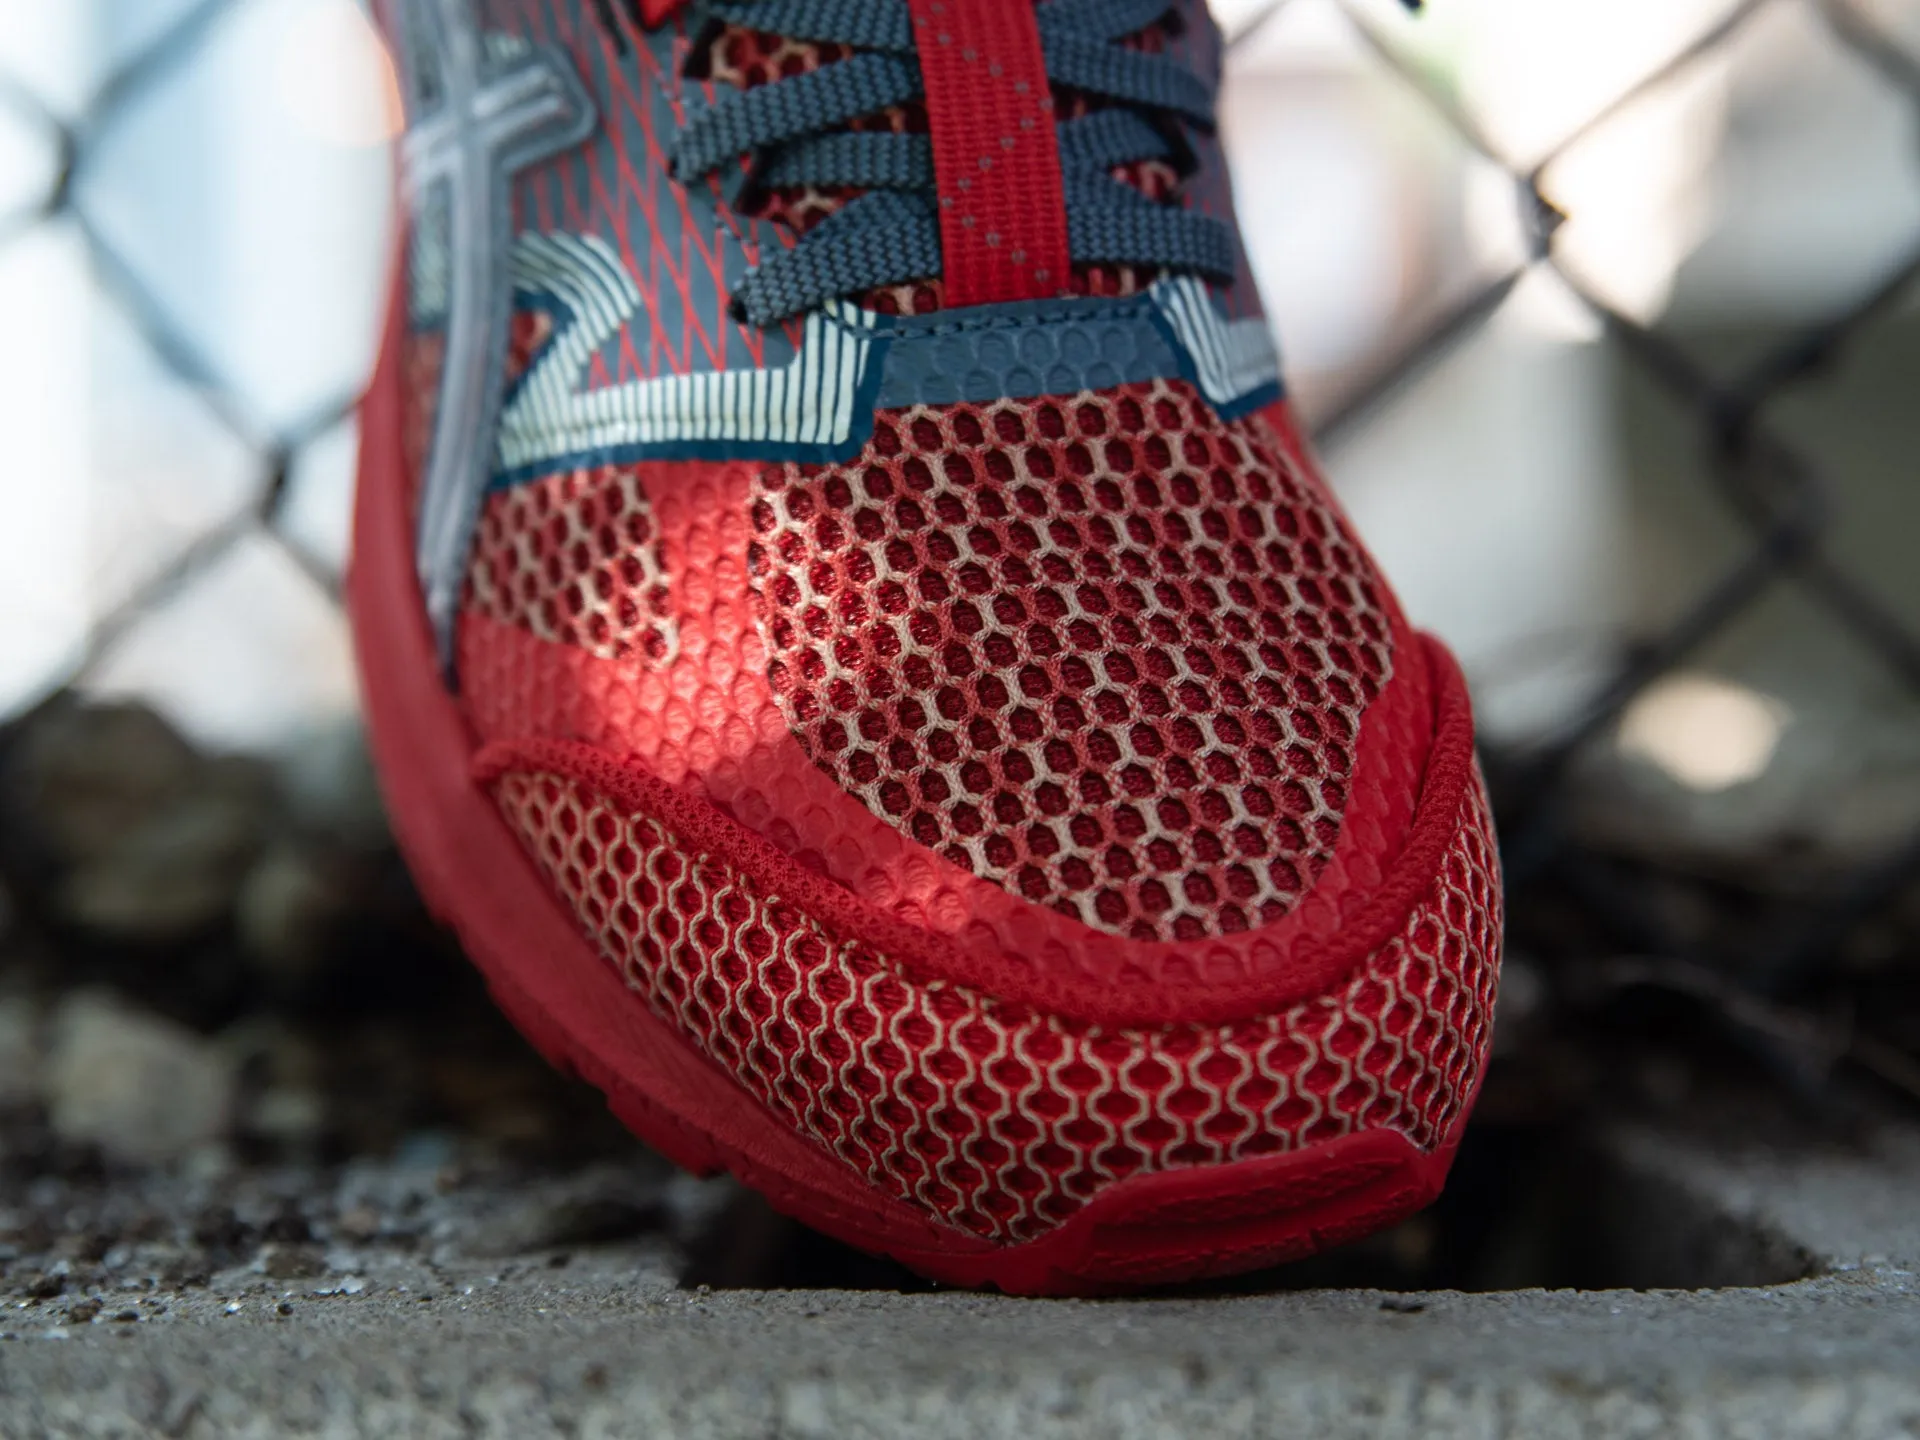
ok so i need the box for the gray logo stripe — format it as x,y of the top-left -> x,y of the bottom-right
397,0 -> 596,674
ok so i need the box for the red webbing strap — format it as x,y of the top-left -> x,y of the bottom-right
905,0 -> 1070,307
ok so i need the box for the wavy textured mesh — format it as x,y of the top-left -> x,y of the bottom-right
751,381 -> 1394,940
468,465 -> 680,664
492,761 -> 1501,1242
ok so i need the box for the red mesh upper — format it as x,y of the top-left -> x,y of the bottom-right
399,329 -> 444,526
491,759 -> 1499,1243
468,465 -> 679,665
750,380 -> 1394,942
708,23 -> 853,91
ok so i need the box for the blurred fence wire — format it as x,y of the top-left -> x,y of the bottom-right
3,0 -> 1920,1108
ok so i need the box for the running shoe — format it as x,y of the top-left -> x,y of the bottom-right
351,0 -> 1502,1294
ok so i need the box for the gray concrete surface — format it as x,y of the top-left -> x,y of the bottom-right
3,1122 -> 1918,1439
3,1266 -> 1918,1438
1602,1121 -> 1920,1274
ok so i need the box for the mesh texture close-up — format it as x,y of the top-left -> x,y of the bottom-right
469,464 -> 680,666
489,757 -> 1500,1243
753,380 -> 1395,942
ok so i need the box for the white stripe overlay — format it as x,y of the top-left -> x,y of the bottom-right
1148,276 -> 1282,411
498,232 -> 881,475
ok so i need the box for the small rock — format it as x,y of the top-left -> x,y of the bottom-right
256,1244 -> 323,1280
465,1185 -> 668,1258
64,1298 -> 100,1324
4,1215 -> 56,1256
0,996 -> 41,1108
55,1230 -> 114,1264
45,992 -> 235,1165
23,1272 -> 65,1301
260,1208 -> 312,1245
334,1205 -> 383,1243
191,1206 -> 252,1256
234,843 -> 356,985
6,697 -> 277,941
9,703 -> 200,864
241,1087 -> 327,1149
161,1262 -> 210,1291
56,772 -> 271,940
223,1019 -> 329,1152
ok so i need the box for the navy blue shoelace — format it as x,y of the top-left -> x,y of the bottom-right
666,0 -> 1237,324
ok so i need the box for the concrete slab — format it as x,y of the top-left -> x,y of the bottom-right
4,1115 -> 1920,1439
2,1265 -> 1918,1438
1602,1121 -> 1920,1273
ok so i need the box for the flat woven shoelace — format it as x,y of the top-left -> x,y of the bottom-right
667,0 -> 1236,324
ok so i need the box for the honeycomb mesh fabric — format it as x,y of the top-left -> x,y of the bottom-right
468,464 -> 679,665
752,380 -> 1394,942
708,23 -> 869,242
491,762 -> 1501,1243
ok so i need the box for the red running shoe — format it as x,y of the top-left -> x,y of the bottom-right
352,0 -> 1502,1294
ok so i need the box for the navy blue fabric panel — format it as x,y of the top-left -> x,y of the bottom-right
873,297 -> 1187,409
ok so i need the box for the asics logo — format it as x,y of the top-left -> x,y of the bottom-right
393,0 -> 596,673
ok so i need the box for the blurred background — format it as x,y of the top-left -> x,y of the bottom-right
1,0 -> 1918,1295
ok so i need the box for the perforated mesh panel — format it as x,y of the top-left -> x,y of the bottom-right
750,380 -> 1394,940
492,760 -> 1500,1242
469,465 -> 679,664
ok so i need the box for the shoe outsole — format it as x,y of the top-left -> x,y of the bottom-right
349,290 -> 1478,1297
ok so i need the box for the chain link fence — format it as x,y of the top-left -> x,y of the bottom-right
1296,0 -> 1920,1106
2,0 -> 1918,1137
